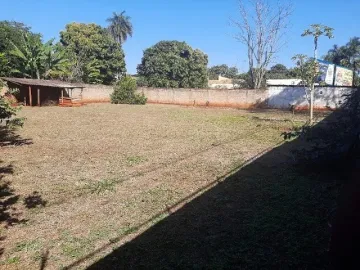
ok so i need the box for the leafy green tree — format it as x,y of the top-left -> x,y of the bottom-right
208,64 -> 238,80
325,37 -> 360,86
324,45 -> 348,65
302,24 -> 334,60
339,37 -> 360,68
60,23 -> 126,84
301,24 -> 334,123
292,54 -> 321,124
0,20 -> 36,77
0,53 -> 9,76
266,64 -> 290,79
137,41 -> 208,88
107,11 -> 133,45
111,76 -> 146,104
0,21 -> 31,52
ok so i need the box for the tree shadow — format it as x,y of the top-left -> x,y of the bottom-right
0,162 -> 24,228
67,88 -> 359,269
85,143 -> 339,269
39,249 -> 50,270
1,160 -> 23,256
0,126 -> 32,147
24,191 -> 47,209
1,127 -> 39,256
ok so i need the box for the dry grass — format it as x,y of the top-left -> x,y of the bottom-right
0,104 -> 316,269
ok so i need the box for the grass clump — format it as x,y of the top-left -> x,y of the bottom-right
4,256 -> 20,265
126,155 -> 148,166
85,178 -> 122,194
14,239 -> 41,253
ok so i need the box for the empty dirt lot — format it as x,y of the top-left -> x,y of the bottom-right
1,104 -> 335,269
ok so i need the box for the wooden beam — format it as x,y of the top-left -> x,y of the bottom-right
29,86 -> 32,106
37,88 -> 40,107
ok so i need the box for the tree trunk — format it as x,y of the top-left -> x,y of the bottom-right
310,37 -> 318,124
310,84 -> 314,124
353,61 -> 356,87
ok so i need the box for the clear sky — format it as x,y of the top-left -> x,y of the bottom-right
2,0 -> 360,74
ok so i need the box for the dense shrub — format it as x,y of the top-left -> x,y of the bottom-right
111,76 -> 147,105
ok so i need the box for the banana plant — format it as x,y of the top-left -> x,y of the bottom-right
10,33 -> 44,79
10,34 -> 69,80
42,40 -> 70,80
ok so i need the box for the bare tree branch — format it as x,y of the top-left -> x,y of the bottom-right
231,0 -> 292,88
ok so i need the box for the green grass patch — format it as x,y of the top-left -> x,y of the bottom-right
118,225 -> 138,236
14,239 -> 41,253
60,232 -> 93,259
126,155 -> 148,166
5,256 -> 20,264
207,115 -> 246,126
84,178 -> 124,194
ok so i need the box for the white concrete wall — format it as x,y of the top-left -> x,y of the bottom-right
137,87 -> 268,108
268,86 -> 354,109
67,83 -> 355,110
72,84 -> 113,103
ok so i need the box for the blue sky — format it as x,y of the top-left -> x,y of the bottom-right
2,0 -> 360,74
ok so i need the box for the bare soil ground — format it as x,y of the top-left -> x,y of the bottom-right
1,104 -> 332,269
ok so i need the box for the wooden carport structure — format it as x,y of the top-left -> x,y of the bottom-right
1,77 -> 85,106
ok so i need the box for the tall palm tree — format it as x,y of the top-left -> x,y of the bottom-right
325,37 -> 360,68
324,45 -> 345,65
343,37 -> 360,68
107,11 -> 133,45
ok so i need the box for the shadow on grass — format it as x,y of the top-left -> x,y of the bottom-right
61,89 -> 359,269
0,162 -> 23,228
1,127 -> 45,257
86,140 -> 339,269
0,126 -> 32,147
24,191 -> 47,209
1,160 -> 23,256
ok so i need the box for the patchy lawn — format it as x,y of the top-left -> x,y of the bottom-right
1,104 -> 334,269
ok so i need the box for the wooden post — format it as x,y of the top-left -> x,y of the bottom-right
23,96 -> 26,106
29,86 -> 32,106
37,88 -> 40,107
61,89 -> 64,105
